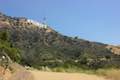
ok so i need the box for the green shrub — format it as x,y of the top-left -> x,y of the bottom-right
0,30 -> 21,63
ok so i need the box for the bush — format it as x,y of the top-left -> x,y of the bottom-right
0,30 -> 21,63
0,30 -> 9,41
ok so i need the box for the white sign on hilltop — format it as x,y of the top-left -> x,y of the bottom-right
27,19 -> 47,28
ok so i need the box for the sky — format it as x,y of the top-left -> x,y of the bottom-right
0,0 -> 120,45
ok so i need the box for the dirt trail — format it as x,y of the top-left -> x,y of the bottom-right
30,70 -> 110,80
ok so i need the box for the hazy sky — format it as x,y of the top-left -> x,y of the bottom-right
0,0 -> 120,45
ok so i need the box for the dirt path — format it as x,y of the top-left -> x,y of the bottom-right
30,70 -> 109,80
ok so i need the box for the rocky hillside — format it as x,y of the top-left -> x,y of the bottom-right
0,12 -> 120,70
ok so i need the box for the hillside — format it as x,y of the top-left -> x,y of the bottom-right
0,12 -> 120,71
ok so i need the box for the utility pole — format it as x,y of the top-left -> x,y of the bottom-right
43,16 -> 47,24
42,16 -> 48,28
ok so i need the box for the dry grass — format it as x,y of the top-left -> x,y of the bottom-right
1,63 -> 120,80
96,69 -> 120,80
30,70 -> 109,80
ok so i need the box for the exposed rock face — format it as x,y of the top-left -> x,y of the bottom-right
106,45 -> 120,55
0,66 -> 11,80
